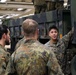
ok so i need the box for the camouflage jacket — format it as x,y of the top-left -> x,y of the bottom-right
45,30 -> 73,74
15,37 -> 26,50
0,45 -> 10,75
5,40 -> 64,75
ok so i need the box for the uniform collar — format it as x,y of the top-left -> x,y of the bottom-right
24,39 -> 37,44
0,44 -> 6,51
46,39 -> 60,47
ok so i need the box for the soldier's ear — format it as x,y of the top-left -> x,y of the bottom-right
2,33 -> 7,39
21,31 -> 24,35
48,31 -> 50,36
35,29 -> 38,35
37,29 -> 39,34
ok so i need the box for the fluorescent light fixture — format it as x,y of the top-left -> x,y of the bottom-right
64,3 -> 67,7
6,14 -> 19,18
0,16 -> 3,18
0,0 -> 7,2
17,8 -> 23,11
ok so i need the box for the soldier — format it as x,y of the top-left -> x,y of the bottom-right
45,25 -> 74,75
32,0 -> 47,14
5,19 -> 64,75
0,25 -> 10,75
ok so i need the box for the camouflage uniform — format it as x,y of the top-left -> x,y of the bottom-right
0,45 -> 10,75
32,0 -> 47,14
45,30 -> 73,75
15,37 -> 26,50
5,39 -> 64,75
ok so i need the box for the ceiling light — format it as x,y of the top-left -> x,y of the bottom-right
0,0 -> 7,2
64,3 -> 67,7
0,16 -> 3,18
17,8 -> 23,11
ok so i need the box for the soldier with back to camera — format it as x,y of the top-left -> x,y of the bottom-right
5,19 -> 64,75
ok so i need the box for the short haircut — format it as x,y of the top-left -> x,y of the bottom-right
22,19 -> 38,37
0,25 -> 8,39
49,25 -> 59,32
